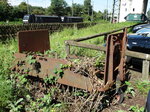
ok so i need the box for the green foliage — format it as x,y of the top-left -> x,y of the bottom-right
8,98 -> 24,112
128,105 -> 144,112
38,93 -> 63,112
44,64 -> 70,84
31,6 -> 45,15
0,39 -> 17,77
84,0 -> 92,16
102,9 -> 109,20
72,3 -> 84,16
125,81 -> 135,97
53,64 -> 65,78
116,110 -> 126,112
0,76 -> 13,108
51,22 -> 137,58
135,81 -> 150,95
16,73 -> 28,85
44,75 -> 58,84
94,53 -> 105,68
0,21 -> 22,25
0,39 -> 17,110
73,90 -> 88,97
0,1 -> 13,21
26,55 -> 36,64
25,88 -> 64,112
47,0 -> 68,16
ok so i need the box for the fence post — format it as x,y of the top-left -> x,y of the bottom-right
142,60 -> 149,81
65,41 -> 70,56
74,23 -> 77,29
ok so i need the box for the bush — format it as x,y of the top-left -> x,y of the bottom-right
0,76 -> 13,110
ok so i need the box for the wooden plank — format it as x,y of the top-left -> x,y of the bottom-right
66,41 -> 106,51
126,50 -> 150,61
66,41 -> 150,61
142,60 -> 150,80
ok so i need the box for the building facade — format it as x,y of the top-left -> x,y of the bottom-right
119,0 -> 148,22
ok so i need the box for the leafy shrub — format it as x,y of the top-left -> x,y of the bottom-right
0,76 -> 13,110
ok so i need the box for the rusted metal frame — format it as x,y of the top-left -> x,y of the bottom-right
13,53 -> 113,92
65,29 -> 127,84
118,28 -> 127,81
13,28 -> 127,92
104,30 -> 127,84
14,29 -> 114,92
104,35 -> 114,84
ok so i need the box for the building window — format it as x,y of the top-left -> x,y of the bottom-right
133,8 -> 135,12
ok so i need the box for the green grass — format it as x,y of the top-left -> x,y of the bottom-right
0,21 -> 22,25
0,39 -> 17,110
135,81 -> 150,95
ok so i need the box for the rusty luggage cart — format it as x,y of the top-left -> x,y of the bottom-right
12,28 -> 127,100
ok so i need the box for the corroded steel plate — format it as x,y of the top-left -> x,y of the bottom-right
17,29 -> 50,53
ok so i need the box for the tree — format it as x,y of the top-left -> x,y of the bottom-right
84,0 -> 92,16
102,9 -> 108,20
47,0 -> 68,16
31,6 -> 45,15
88,11 -> 103,22
72,3 -> 84,16
11,6 -> 22,20
0,0 -> 8,2
0,1 -> 13,21
18,2 -> 28,14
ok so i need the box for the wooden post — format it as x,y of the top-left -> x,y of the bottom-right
74,23 -> 77,30
142,60 -> 150,81
65,41 -> 70,55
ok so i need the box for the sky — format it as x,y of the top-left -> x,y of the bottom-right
8,0 -> 113,12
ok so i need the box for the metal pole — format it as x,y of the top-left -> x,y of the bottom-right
118,0 -> 121,22
72,0 -> 74,16
106,0 -> 108,21
111,0 -> 115,23
92,0 -> 94,21
26,0 -> 30,14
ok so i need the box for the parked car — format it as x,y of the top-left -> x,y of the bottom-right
127,28 -> 150,66
132,23 -> 150,33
